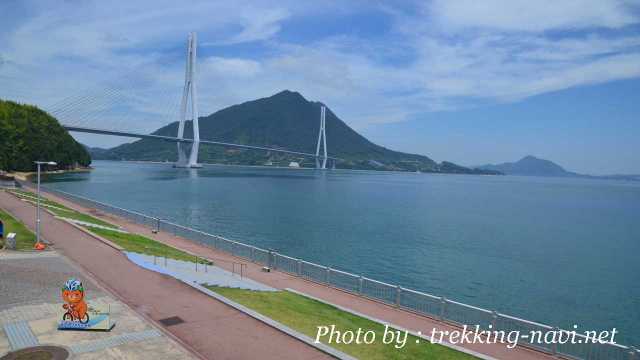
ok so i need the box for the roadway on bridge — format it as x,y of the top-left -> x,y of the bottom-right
64,125 -> 341,161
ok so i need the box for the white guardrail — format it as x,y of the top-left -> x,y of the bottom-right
42,186 -> 639,360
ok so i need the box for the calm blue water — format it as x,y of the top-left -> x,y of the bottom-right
46,161 -> 640,345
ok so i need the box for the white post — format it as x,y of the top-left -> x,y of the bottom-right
34,161 -> 56,245
36,163 -> 41,244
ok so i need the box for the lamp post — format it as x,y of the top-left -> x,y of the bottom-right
34,161 -> 57,245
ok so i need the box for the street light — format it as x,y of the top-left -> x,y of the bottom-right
34,161 -> 57,246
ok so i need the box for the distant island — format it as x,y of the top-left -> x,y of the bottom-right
476,155 -> 639,181
0,99 -> 91,172
89,90 -> 499,174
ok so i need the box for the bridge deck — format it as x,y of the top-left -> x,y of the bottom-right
64,125 -> 339,160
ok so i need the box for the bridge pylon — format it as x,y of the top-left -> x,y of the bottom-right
175,32 -> 202,168
315,105 -> 328,169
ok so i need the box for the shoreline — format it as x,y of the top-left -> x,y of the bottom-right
92,159 -> 503,176
7,166 -> 93,181
90,160 -> 639,181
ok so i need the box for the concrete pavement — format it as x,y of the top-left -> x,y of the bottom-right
0,251 -> 194,360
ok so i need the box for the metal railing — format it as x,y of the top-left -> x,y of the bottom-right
42,187 -> 639,360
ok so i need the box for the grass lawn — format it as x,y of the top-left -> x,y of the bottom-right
10,189 -> 68,209
207,287 -> 476,360
46,206 -> 116,228
88,227 -> 211,264
0,208 -> 37,250
8,189 -> 116,228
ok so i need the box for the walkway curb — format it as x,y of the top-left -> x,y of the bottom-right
182,282 -> 356,360
65,220 -> 125,251
285,288 -> 497,360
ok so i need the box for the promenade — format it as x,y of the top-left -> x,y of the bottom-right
0,188 -> 556,360
0,190 -> 332,360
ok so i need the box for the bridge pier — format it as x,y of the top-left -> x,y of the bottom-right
315,106 -> 328,169
175,32 -> 202,168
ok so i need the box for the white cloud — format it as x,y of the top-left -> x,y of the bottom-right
408,33 -> 640,101
1,0 -> 639,148
429,0 -> 638,32
203,57 -> 262,77
207,8 -> 290,45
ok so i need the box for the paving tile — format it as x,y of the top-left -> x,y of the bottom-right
70,329 -> 161,354
3,321 -> 38,350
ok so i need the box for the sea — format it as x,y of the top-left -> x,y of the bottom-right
44,160 -> 640,345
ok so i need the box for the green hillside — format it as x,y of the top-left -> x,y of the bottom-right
0,99 -> 91,172
96,91 -> 496,173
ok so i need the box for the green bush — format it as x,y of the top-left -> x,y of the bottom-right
0,99 -> 91,172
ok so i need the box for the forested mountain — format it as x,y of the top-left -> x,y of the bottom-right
96,90 -> 497,173
477,155 -> 577,177
477,155 -> 639,180
0,99 -> 91,172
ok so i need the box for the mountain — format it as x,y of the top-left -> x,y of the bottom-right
97,90 -> 497,174
477,155 -> 639,181
477,155 -> 576,177
83,145 -> 110,160
0,99 -> 91,172
597,174 -> 640,181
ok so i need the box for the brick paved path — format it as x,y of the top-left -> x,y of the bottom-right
0,191 -> 332,360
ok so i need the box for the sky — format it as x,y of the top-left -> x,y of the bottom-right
0,0 -> 639,175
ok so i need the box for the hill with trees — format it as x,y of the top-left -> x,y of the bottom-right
477,155 -> 639,180
0,99 -> 91,172
95,90 -> 498,174
477,155 -> 574,177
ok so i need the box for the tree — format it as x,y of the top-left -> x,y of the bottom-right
0,100 -> 91,172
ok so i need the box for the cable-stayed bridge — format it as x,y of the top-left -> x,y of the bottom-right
48,32 -> 335,169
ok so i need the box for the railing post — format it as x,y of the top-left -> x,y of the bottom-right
153,217 -> 160,234
551,327 -> 559,355
297,260 -> 302,276
439,297 -> 447,320
358,276 -> 364,295
395,286 -> 402,307
250,247 -> 255,262
268,250 -> 275,269
325,267 -> 331,284
491,310 -> 498,330
628,347 -> 637,360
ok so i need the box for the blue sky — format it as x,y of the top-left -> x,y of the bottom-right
0,0 -> 639,174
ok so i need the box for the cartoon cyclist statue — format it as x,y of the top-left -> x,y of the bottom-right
61,278 -> 89,323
